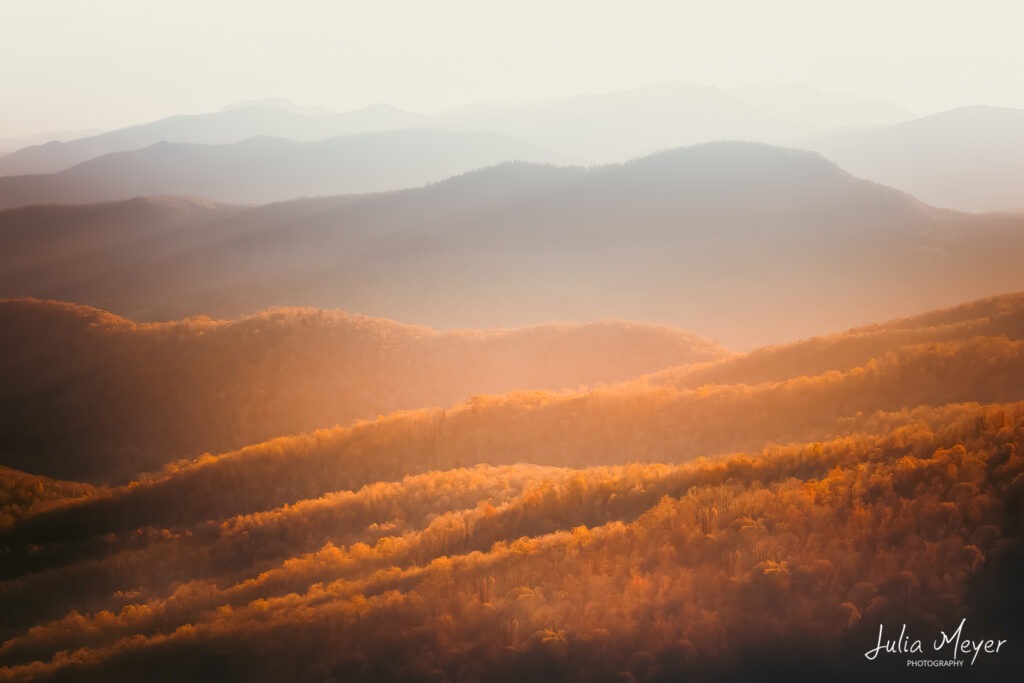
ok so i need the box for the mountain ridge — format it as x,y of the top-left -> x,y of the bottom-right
803,105 -> 1024,211
0,83 -> 916,176
0,128 -> 548,209
3,141 -> 1023,349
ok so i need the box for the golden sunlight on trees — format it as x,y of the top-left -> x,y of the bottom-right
0,402 -> 1021,681
0,299 -> 725,482
1,293 -> 1023,681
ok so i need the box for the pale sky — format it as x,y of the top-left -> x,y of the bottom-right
2,0 -> 1022,138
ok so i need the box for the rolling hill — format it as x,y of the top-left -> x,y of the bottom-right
3,292 -> 1022,545
803,105 -> 1024,212
0,293 -> 1022,681
0,299 -> 725,483
0,85 -> 912,176
3,142 -> 1024,349
0,129 -> 546,209
0,103 -> 430,177
0,197 -> 239,285
639,291 -> 1024,389
12,321 -> 1022,548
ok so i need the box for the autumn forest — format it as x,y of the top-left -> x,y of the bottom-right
4,5 -> 1024,679
0,290 -> 1021,681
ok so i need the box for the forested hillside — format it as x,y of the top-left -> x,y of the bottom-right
0,403 -> 1020,681
0,299 -> 724,482
1,294 -> 1022,681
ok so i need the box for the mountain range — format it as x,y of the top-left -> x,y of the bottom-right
0,83 -> 911,176
0,103 -> 430,176
1,85 -> 1019,213
3,141 -> 1023,349
0,129 -> 546,209
4,48 -> 1024,682
802,105 -> 1024,212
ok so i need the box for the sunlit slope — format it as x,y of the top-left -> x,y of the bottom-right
640,291 -> 1024,389
0,402 -> 1020,682
5,143 -> 1024,348
0,299 -> 725,482
0,467 -> 98,532
8,331 -> 1023,554
3,294 -> 1024,681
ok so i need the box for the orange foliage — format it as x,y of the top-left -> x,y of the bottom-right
0,299 -> 724,482
2,294 -> 1024,681
0,402 -> 1021,681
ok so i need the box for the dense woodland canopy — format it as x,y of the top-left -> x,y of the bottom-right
0,403 -> 1021,681
0,298 -> 723,482
1,293 -> 1023,681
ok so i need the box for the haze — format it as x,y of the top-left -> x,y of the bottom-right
3,2 -> 1024,680
3,0 -> 1024,138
